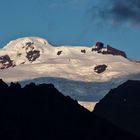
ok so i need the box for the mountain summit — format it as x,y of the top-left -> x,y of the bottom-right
0,37 -> 54,68
0,37 -> 127,69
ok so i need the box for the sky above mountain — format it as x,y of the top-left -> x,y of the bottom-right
0,0 -> 140,59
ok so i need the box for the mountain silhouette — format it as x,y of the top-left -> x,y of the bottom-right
94,80 -> 140,137
0,79 -> 138,140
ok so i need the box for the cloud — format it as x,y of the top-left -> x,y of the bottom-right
95,0 -> 140,26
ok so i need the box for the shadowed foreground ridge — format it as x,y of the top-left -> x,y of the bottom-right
94,80 -> 140,137
0,79 -> 138,140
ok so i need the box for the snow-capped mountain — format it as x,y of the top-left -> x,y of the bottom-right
0,37 -> 140,110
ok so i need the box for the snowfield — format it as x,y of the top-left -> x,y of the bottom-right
0,37 -> 140,110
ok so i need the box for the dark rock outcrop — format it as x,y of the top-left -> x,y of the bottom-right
94,64 -> 107,73
94,80 -> 140,137
96,42 -> 104,48
0,55 -> 15,69
23,42 -> 35,52
0,79 -> 138,140
92,42 -> 127,58
26,50 -> 40,62
81,49 -> 86,53
103,45 -> 127,58
92,42 -> 104,52
25,42 -> 34,47
57,51 -> 62,56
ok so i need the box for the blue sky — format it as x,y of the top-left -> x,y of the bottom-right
0,0 -> 140,59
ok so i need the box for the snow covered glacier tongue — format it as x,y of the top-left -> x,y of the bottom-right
1,37 -> 140,110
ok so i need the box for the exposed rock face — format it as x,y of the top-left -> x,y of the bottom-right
103,45 -> 127,58
94,64 -> 107,73
26,50 -> 40,62
92,42 -> 104,52
81,49 -> 86,53
92,42 -> 127,58
57,51 -> 62,56
94,80 -> 140,137
96,42 -> 104,49
0,79 -> 138,140
0,55 -> 15,69
25,42 -> 34,47
24,43 -> 35,51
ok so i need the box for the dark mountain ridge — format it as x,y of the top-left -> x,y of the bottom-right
94,80 -> 140,137
0,79 -> 138,140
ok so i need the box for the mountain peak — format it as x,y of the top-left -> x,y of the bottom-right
0,37 -> 55,66
3,36 -> 51,50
